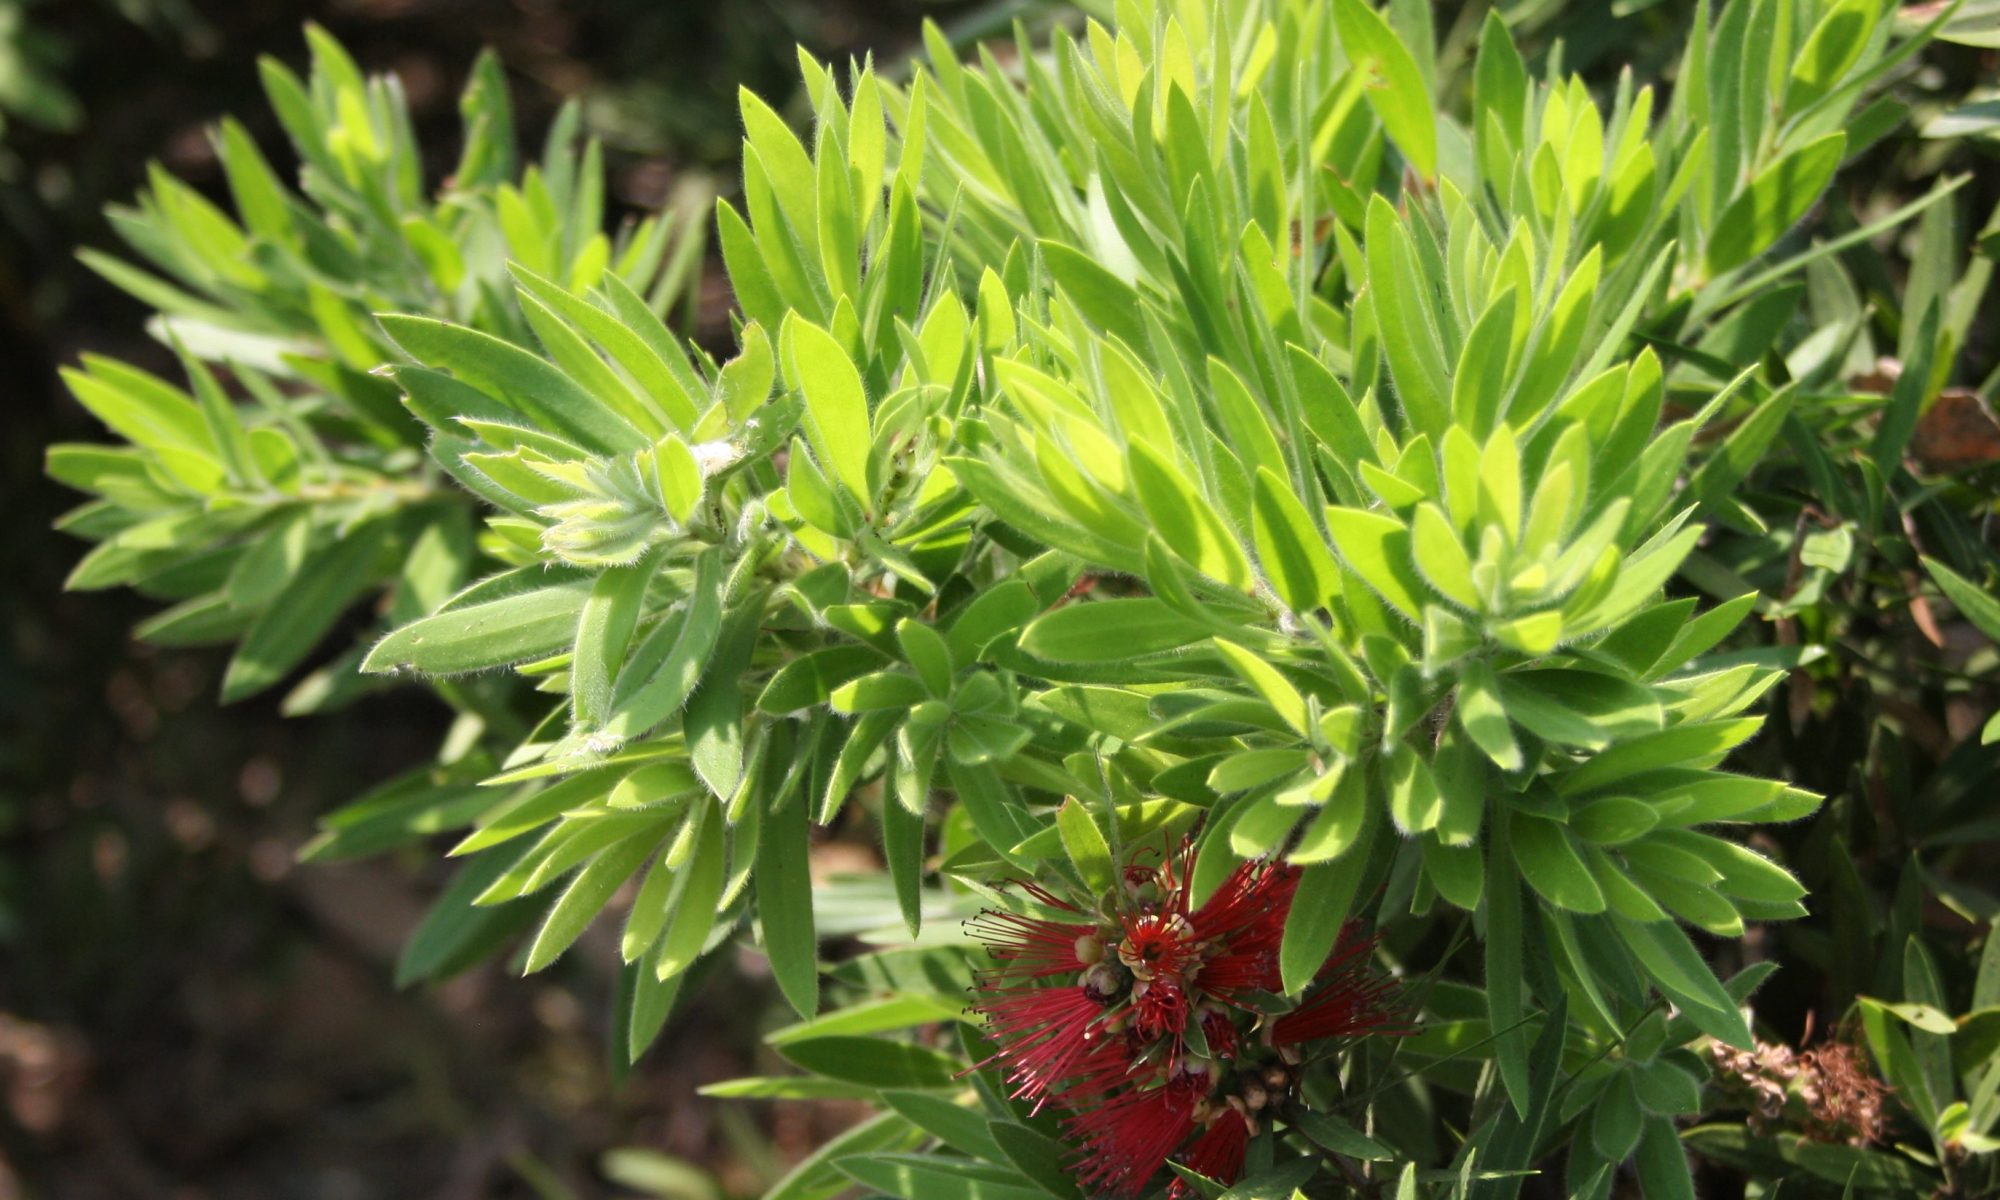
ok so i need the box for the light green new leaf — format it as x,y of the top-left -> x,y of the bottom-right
1057,798 -> 1115,894
1213,639 -> 1311,737
1457,661 -> 1521,770
1252,466 -> 1340,613
1333,0 -> 1437,180
785,315 -> 873,504
1324,506 -> 1427,620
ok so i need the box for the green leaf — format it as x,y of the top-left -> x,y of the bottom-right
1410,503 -> 1479,610
1213,640 -> 1311,737
1706,133 -> 1847,274
1363,196 -> 1449,437
1457,661 -> 1521,771
1057,798 -> 1116,894
365,578 -> 592,676
1018,598 -> 1212,662
1923,557 -> 2000,643
1324,506 -> 1427,619
758,786 -> 819,1019
685,598 -> 762,800
524,827 -> 663,972
836,1155 -> 1045,1200
224,519 -> 388,702
945,579 -> 1040,663
1040,238 -> 1146,349
1333,0 -> 1438,180
776,1037 -> 964,1089
1280,854 -> 1367,994
1592,1072 -> 1644,1160
379,314 -> 647,453
884,738 -> 928,935
572,557 -> 659,727
758,645 -> 887,714
769,995 -> 970,1046
1497,671 -> 1664,749
1557,719 -> 1765,795
988,1122 -> 1084,1199
759,1112 -> 924,1200
1510,814 -> 1604,912
831,671 -> 930,713
1487,821 -> 1532,1115
947,714 -> 1030,767
784,315 -> 873,504
1612,913 -> 1754,1047
877,1092 -> 1005,1160
896,618 -> 955,697
1786,0 -> 1881,118
1571,798 -> 1660,845
1635,1115 -> 1696,1200
653,799 -> 728,980
1252,467 -> 1340,613
395,844 -> 540,986
604,549 -> 725,740
301,763 -> 496,862
1289,1109 -> 1393,1161
1129,441 -> 1252,589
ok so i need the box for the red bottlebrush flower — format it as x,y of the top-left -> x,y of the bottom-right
1188,859 -> 1299,1001
1199,1009 -> 1239,1060
964,880 -> 1121,1107
1189,858 -> 1299,946
1119,910 -> 1196,980
970,984 -> 1111,1107
1066,1069 -> 1206,1198
1270,924 -> 1408,1047
1132,975 -> 1191,1042
1173,1108 -> 1251,1195
964,840 -> 1414,1199
965,881 -> 1100,983
1050,1027 -> 1142,1109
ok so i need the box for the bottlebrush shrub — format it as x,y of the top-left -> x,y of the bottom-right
48,1 -> 1967,1196
48,25 -> 705,706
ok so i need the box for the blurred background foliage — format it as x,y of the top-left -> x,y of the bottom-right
3,0 -> 1998,1198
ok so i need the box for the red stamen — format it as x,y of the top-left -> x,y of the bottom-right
1173,1108 -> 1251,1195
1188,859 -> 1299,1001
969,985 -> 1111,1108
1133,975 -> 1191,1042
1066,1070 -> 1206,1198
966,892 -> 1096,984
1120,911 -> 1195,980
1270,925 -> 1410,1046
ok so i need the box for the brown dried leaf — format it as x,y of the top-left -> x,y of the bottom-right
1911,389 -> 2000,472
